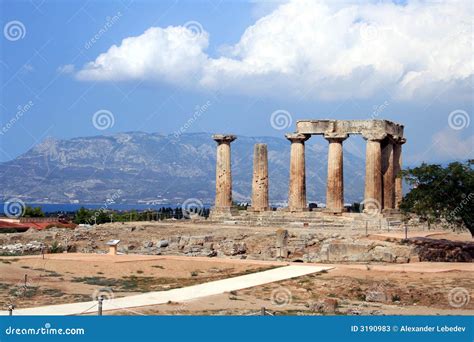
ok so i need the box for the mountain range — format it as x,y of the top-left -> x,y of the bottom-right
0,132 -> 367,206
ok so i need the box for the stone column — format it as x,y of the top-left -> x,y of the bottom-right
363,134 -> 385,212
382,138 -> 395,210
250,143 -> 269,211
324,134 -> 348,212
393,137 -> 406,209
286,133 -> 309,212
213,134 -> 237,211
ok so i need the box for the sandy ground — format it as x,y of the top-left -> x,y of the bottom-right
0,253 -> 277,309
102,262 -> 473,316
0,253 -> 472,316
0,223 -> 471,315
368,230 -> 473,241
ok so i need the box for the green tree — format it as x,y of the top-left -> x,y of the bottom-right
400,160 -> 474,236
23,206 -> 45,217
74,207 -> 92,224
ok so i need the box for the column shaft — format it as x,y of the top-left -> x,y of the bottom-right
326,138 -> 346,212
213,135 -> 236,210
364,139 -> 383,209
393,142 -> 404,209
382,140 -> 395,209
251,144 -> 269,211
286,134 -> 309,211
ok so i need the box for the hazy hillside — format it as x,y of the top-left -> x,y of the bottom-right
0,132 -> 366,205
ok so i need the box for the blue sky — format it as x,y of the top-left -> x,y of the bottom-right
0,0 -> 472,164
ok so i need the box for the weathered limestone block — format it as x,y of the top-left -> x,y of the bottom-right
296,120 -> 404,138
275,228 -> 289,258
365,290 -> 388,303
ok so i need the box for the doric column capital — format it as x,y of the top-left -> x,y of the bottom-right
386,135 -> 406,145
212,134 -> 237,144
362,131 -> 387,141
393,136 -> 406,145
324,133 -> 348,142
285,133 -> 309,143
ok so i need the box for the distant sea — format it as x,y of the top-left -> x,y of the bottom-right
0,203 -> 191,214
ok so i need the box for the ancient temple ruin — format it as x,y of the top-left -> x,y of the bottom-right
210,119 -> 406,227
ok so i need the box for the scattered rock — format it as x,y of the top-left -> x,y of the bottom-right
365,290 -> 387,303
143,241 -> 153,248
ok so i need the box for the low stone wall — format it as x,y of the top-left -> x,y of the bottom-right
0,223 -> 470,263
208,210 -> 405,233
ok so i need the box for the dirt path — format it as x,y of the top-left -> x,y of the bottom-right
0,265 -> 331,316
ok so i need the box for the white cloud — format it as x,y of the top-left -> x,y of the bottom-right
76,26 -> 209,85
75,0 -> 473,100
431,128 -> 474,160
